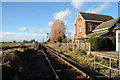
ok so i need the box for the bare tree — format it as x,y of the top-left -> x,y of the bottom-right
50,19 -> 66,43
66,30 -> 72,42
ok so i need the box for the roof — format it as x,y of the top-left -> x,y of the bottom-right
87,30 -> 109,37
79,12 -> 113,22
94,18 -> 120,31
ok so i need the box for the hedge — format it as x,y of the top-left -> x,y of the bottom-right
88,37 -> 116,51
57,36 -> 62,43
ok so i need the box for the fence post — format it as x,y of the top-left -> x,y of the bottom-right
69,42 -> 70,48
89,43 -> 91,54
109,58 -> 111,78
66,43 -> 67,50
94,53 -> 95,70
78,40 -> 79,49
85,42 -> 86,50
73,43 -> 74,51
67,42 -> 68,47
68,42 -> 70,48
119,50 -> 120,75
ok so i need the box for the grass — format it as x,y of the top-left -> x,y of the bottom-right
0,43 -> 19,48
47,44 -> 119,76
2,44 -> 37,80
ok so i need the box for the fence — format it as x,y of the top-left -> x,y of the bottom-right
46,42 -> 120,78
46,42 -> 90,51
94,53 -> 119,78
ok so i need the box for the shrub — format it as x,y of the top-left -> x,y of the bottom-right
46,38 -> 50,43
4,54 -> 12,62
88,37 -> 99,50
57,36 -> 62,43
95,57 -> 101,62
58,42 -> 61,47
89,37 -> 116,51
109,37 -> 116,48
68,47 -> 72,51
76,49 -> 87,55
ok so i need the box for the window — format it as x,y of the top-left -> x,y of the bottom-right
79,26 -> 82,33
89,24 -> 92,32
79,18 -> 82,22
116,23 -> 119,27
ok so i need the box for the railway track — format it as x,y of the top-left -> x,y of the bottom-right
39,44 -> 91,80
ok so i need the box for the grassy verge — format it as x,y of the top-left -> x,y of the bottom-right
2,44 -> 38,80
47,44 -> 118,76
1,43 -> 19,48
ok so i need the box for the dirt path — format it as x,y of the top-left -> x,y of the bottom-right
19,50 -> 56,80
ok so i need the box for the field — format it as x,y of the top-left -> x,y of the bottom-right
0,43 -> 19,48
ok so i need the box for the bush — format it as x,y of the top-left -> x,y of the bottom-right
57,36 -> 62,43
46,38 -> 50,43
109,37 -> 116,47
58,42 -> 61,47
4,54 -> 12,62
88,37 -> 116,51
68,47 -> 72,51
76,49 -> 87,55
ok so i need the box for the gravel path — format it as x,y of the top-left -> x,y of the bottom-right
19,50 -> 56,80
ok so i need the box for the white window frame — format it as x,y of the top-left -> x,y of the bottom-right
89,24 -> 92,32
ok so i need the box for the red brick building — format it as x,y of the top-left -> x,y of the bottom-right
72,12 -> 120,42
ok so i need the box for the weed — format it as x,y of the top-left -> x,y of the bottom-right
68,47 -> 72,51
58,42 -> 61,47
76,49 -> 87,55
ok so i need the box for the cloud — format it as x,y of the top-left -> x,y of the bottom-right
30,29 -> 44,33
1,32 -> 36,36
19,27 -> 29,31
38,29 -> 44,33
46,28 -> 50,31
18,27 -> 45,33
71,0 -> 84,9
66,30 -> 73,34
1,32 -> 45,42
48,21 -> 53,26
53,8 -> 72,25
31,30 -> 37,33
86,2 -> 110,13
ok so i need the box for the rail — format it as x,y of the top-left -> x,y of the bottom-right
44,45 -> 91,79
39,44 -> 60,80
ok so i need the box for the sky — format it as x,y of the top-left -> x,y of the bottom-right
1,1 -> 119,42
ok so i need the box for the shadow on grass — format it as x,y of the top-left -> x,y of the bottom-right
2,48 -> 37,80
46,46 -> 113,80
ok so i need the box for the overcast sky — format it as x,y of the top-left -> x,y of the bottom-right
1,1 -> 118,42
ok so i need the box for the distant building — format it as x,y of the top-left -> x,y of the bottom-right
72,12 -> 120,43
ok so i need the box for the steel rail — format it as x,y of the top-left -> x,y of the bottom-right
39,44 -> 60,80
44,45 -> 92,80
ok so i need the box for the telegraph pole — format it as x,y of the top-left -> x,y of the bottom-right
43,37 -> 44,43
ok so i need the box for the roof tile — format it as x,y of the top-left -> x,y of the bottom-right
80,12 -> 113,22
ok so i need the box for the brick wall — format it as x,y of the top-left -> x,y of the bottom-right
75,14 -> 102,37
86,21 -> 101,34
75,14 -> 86,37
